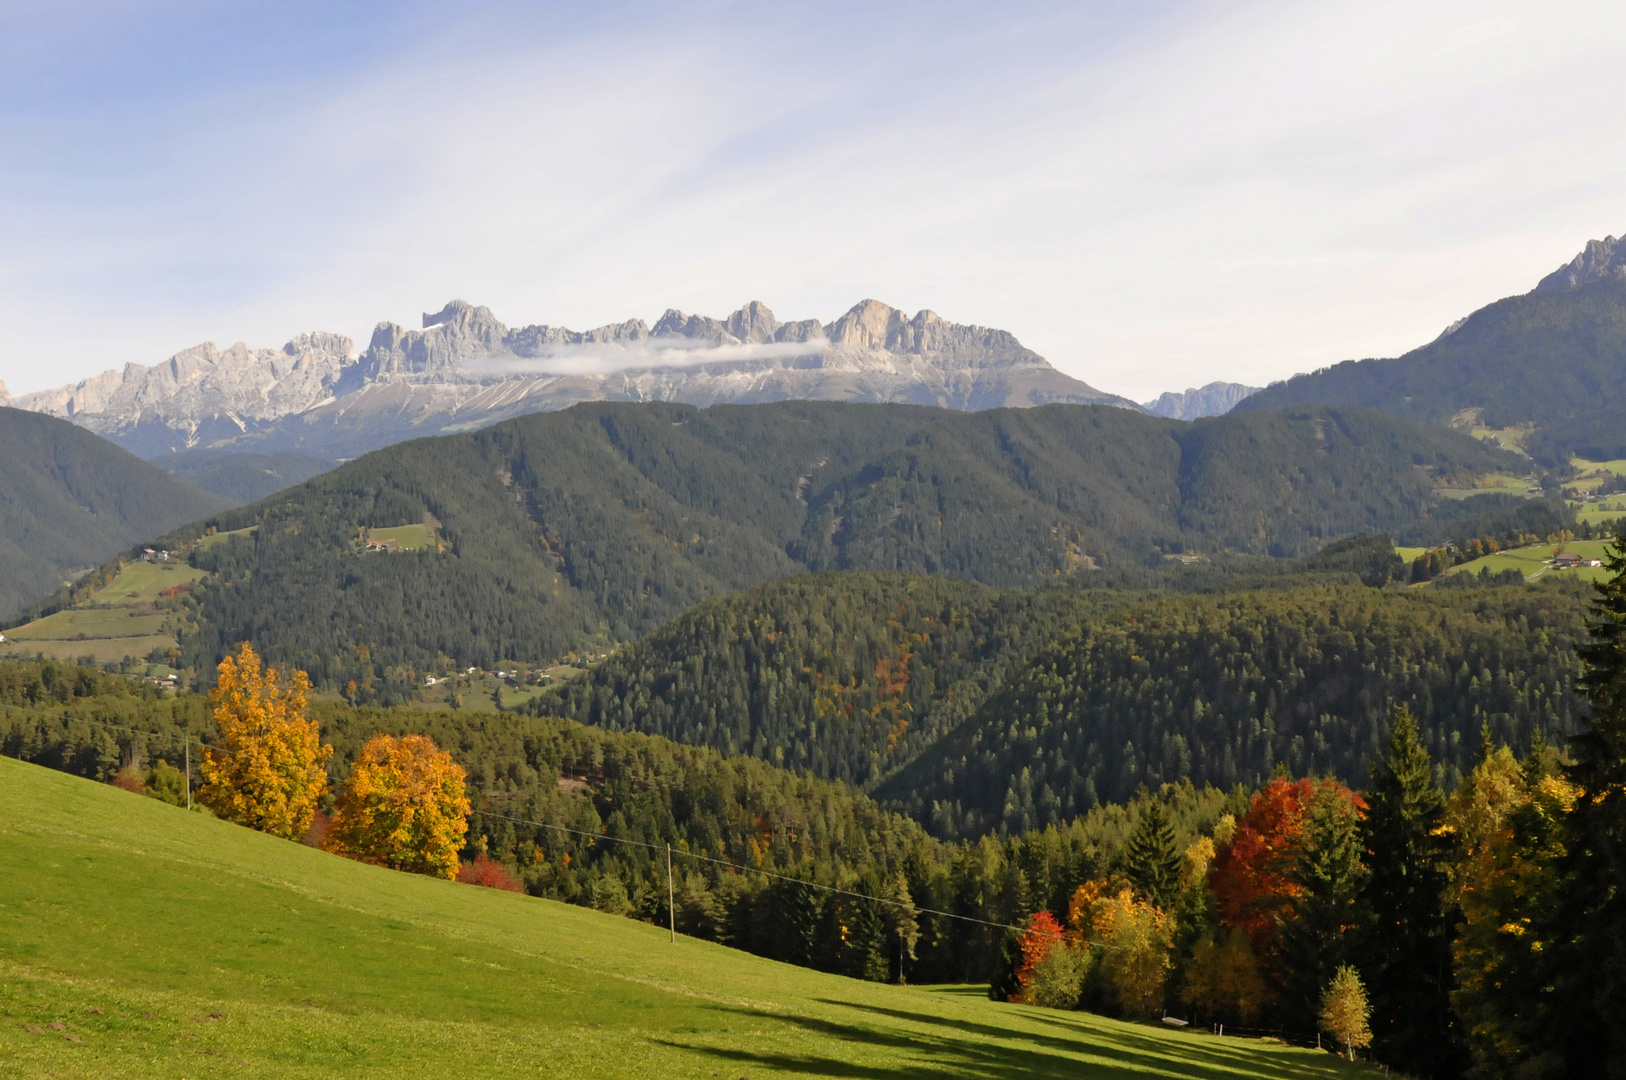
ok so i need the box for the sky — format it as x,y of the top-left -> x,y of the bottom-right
4,0 -> 1626,401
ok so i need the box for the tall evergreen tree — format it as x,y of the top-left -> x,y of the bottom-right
1123,800 -> 1183,910
1547,532 -> 1626,1076
1277,780 -> 1367,1031
1360,706 -> 1464,1078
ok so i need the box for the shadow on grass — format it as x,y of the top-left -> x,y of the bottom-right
844,998 -> 1353,1080
655,997 -> 1354,1080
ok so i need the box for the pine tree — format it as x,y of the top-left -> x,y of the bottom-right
1360,706 -> 1464,1078
1124,800 -> 1182,910
1277,780 -> 1366,1030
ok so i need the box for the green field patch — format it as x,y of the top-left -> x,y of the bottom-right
97,561 -> 208,605
195,526 -> 257,552
364,523 -> 440,552
1394,545 -> 1428,563
1468,424 -> 1531,456
1433,472 -> 1537,500
1443,539 -> 1615,583
0,635 -> 176,664
0,757 -> 1361,1080
5,608 -> 170,640
1574,499 -> 1626,528
1571,456 -> 1626,477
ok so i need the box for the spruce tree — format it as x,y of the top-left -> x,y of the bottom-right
1124,800 -> 1182,910
1360,706 -> 1464,1078
1277,781 -> 1366,1031
1546,532 -> 1626,1075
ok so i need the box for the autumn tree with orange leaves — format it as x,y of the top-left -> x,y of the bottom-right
326,733 -> 470,878
196,643 -> 331,839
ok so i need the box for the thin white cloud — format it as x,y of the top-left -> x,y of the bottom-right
465,338 -> 829,377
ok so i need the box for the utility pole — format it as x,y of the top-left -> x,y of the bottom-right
184,739 -> 192,810
666,843 -> 676,943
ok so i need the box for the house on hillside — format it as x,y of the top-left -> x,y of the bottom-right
1553,552 -> 1584,569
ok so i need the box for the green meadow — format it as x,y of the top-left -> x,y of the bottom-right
0,561 -> 203,664
1572,498 -> 1626,529
365,524 -> 440,551
0,757 -> 1363,1079
1432,472 -> 1533,500
1443,538 -> 1614,583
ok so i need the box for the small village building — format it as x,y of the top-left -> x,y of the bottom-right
1553,552 -> 1584,569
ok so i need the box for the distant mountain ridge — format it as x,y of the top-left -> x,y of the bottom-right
1141,381 -> 1258,419
11,299 -> 1136,460
1236,233 -> 1626,464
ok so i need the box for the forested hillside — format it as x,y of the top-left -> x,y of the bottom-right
0,408 -> 226,618
526,572 -> 1590,833
882,582 -> 1591,836
532,574 -> 1128,788
1236,276 -> 1626,465
136,399 -> 1511,689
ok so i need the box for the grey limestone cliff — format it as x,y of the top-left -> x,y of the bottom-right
1142,381 -> 1259,420
1534,234 -> 1626,293
15,299 -> 1137,460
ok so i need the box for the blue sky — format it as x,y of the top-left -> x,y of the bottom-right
4,0 -> 1626,399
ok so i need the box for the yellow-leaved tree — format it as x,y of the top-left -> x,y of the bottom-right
1090,885 -> 1174,1017
197,642 -> 331,838
325,733 -> 470,878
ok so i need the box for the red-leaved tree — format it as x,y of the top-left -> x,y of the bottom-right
1010,910 -> 1066,1001
456,854 -> 523,893
1209,778 -> 1315,954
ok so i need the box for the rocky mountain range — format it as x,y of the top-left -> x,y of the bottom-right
9,299 -> 1138,460
1141,381 -> 1259,420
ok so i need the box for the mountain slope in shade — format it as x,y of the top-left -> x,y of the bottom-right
149,449 -> 335,504
0,408 -> 227,616
1235,234 -> 1626,464
1142,381 -> 1259,419
11,299 -> 1137,461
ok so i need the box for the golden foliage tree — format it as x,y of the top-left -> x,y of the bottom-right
326,733 -> 470,878
1319,965 -> 1373,1061
197,642 -> 331,839
1070,881 -> 1174,1017
1181,927 -> 1268,1024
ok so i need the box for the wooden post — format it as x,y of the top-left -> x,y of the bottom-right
184,739 -> 192,810
666,843 -> 676,943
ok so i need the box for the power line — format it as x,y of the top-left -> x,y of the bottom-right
474,808 -> 1073,941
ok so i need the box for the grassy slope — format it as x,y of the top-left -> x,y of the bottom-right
1,562 -> 204,664
0,757 -> 1357,1079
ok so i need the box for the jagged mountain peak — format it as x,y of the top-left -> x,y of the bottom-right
14,297 -> 1137,459
1141,381 -> 1261,420
1533,233 -> 1626,293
